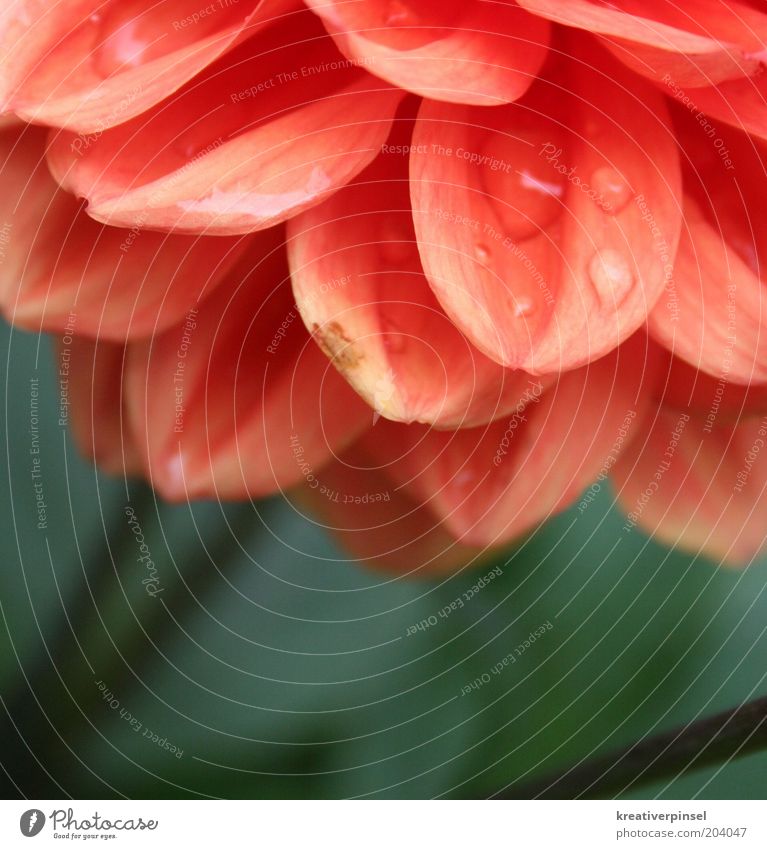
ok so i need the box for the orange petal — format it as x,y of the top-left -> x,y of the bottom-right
125,236 -> 371,501
62,335 -> 142,477
288,115 -> 551,429
517,0 -> 767,86
410,42 -> 682,373
305,0 -> 549,105
289,441 -> 482,575
1,0 -> 298,132
612,408 -> 767,566
46,9 -> 404,235
0,124 -> 251,339
364,333 -> 660,546
649,115 -> 767,384
658,349 -> 767,423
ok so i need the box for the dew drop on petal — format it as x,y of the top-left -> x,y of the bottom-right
514,299 -> 534,318
591,166 -> 632,215
481,124 -> 566,242
588,249 -> 634,305
385,0 -> 419,26
474,243 -> 492,264
92,3 -> 163,77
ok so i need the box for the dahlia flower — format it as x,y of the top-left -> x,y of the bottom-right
1,0 -> 766,571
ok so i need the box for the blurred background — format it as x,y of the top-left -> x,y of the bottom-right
1,317 -> 766,800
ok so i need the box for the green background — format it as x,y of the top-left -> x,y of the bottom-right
1,318 -> 766,799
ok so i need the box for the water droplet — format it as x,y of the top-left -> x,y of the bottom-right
481,123 -> 566,242
514,299 -> 534,318
588,249 -> 634,304
92,4 -> 161,77
385,0 -> 419,26
474,243 -> 491,264
591,166 -> 632,215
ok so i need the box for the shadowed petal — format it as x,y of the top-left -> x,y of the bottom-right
46,9 -> 403,234
364,333 -> 660,546
410,42 -> 682,373
62,335 -> 142,477
290,441 -> 483,575
612,408 -> 767,566
305,0 -> 549,104
649,115 -> 767,383
0,124 -> 251,339
125,235 -> 371,501
658,348 -> 767,422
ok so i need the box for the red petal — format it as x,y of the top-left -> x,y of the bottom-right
46,9 -> 403,234
659,349 -> 767,422
649,115 -> 767,383
305,0 -> 549,105
288,117 -> 551,428
365,334 -> 660,546
410,43 -> 682,373
290,442 -> 481,575
63,336 -> 142,477
612,408 -> 767,566
125,236 -> 371,501
517,0 -> 767,86
685,74 -> 767,140
1,0 -> 297,132
0,124 -> 251,339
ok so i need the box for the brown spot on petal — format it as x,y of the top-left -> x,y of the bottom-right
312,321 -> 363,370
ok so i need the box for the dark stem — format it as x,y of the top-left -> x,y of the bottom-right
498,694 -> 767,799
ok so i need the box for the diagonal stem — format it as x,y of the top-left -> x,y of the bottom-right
498,694 -> 767,799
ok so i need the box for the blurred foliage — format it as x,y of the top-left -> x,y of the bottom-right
1,318 -> 766,799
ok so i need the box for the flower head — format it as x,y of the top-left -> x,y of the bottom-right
2,0 -> 766,570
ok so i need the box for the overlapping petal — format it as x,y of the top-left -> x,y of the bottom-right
291,441 -> 481,574
518,0 -> 767,86
63,335 -> 142,476
47,8 -> 404,234
362,333 -> 660,546
659,349 -> 767,421
288,120 -> 550,428
0,123 -> 252,339
649,114 -> 767,383
0,0 -> 298,132
125,235 -> 371,501
612,408 -> 767,566
305,0 -> 550,105
410,43 -> 682,373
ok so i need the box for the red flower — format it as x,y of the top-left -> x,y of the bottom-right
1,0 -> 766,570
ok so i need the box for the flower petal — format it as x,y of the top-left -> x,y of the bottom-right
290,441 -> 482,575
649,115 -> 767,383
0,0 -> 298,132
47,9 -> 404,234
62,335 -> 142,477
125,236 -> 371,501
612,408 -> 767,566
517,0 -> 767,86
659,348 -> 767,423
364,333 -> 659,546
304,0 -> 549,105
288,119 -> 551,428
685,74 -> 767,140
0,124 -> 251,339
410,43 -> 682,373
